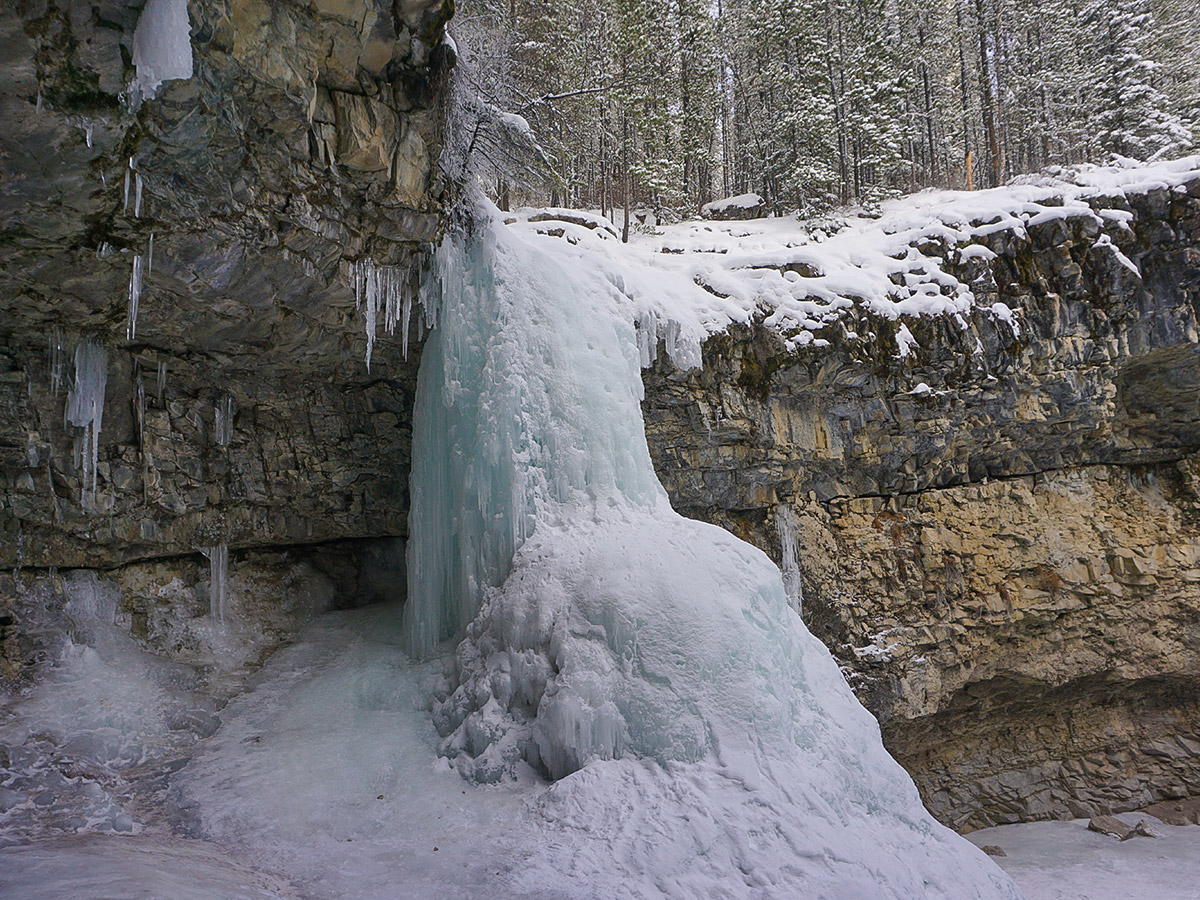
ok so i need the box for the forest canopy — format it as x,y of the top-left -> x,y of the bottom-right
452,0 -> 1200,217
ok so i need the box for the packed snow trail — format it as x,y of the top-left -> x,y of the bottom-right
399,200 -> 1024,898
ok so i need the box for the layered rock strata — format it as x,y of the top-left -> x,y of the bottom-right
0,0 -> 453,574
642,178 -> 1200,828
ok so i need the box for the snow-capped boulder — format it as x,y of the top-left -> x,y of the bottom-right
701,192 -> 767,220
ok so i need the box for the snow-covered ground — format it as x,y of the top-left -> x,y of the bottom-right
968,814 -> 1200,900
505,154 -> 1200,366
3,599 -> 1198,899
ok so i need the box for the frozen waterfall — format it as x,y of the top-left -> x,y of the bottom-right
402,201 -> 1024,899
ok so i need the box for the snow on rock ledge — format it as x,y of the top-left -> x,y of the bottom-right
508,155 -> 1200,363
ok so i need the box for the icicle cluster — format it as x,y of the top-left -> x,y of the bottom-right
65,339 -> 109,508
202,544 -> 229,623
776,501 -> 804,614
214,395 -> 234,446
127,254 -> 143,340
634,309 -> 702,371
349,258 -> 416,370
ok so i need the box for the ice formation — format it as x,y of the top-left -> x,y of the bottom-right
64,339 -> 108,508
202,544 -> 230,624
214,395 -> 234,447
47,326 -> 64,395
776,501 -> 804,614
403,201 -> 1023,898
350,258 -> 415,370
156,360 -> 167,400
127,253 -> 143,341
130,0 -> 194,101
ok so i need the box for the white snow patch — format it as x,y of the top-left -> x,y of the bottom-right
968,814 -> 1200,900
505,155 -> 1198,358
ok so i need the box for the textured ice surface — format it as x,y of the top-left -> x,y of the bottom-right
130,0 -> 193,100
64,339 -> 107,507
0,836 -> 296,900
401,202 -> 1023,898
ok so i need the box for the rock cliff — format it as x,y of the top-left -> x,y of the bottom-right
643,177 -> 1200,828
0,0 -> 452,575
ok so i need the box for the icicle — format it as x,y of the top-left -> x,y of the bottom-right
48,326 -> 65,395
401,277 -> 413,360
127,254 -> 143,341
96,241 -> 112,259
776,502 -> 804,615
214,394 -> 234,446
348,257 -> 415,369
65,339 -> 109,509
147,232 -> 155,274
202,543 -> 229,624
134,171 -> 144,218
101,171 -> 107,189
136,366 -> 146,451
157,360 -> 167,400
84,121 -> 94,148
123,160 -> 132,213
35,89 -> 43,114
636,310 -> 658,368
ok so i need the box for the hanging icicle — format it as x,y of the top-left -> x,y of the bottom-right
48,326 -> 65,396
156,360 -> 167,401
127,254 -> 144,341
201,543 -> 229,624
123,158 -> 133,213
776,501 -> 804,615
348,257 -> 414,371
64,339 -> 109,509
214,394 -> 235,447
136,365 -> 146,452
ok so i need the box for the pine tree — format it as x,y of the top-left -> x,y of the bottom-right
1082,0 -> 1193,160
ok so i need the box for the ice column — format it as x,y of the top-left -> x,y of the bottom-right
214,395 -> 234,446
776,501 -> 804,614
202,544 -> 229,623
405,203 -> 1021,899
48,326 -> 64,395
65,339 -> 109,508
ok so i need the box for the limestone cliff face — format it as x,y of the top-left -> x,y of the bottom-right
0,0 -> 452,572
643,179 -> 1200,829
